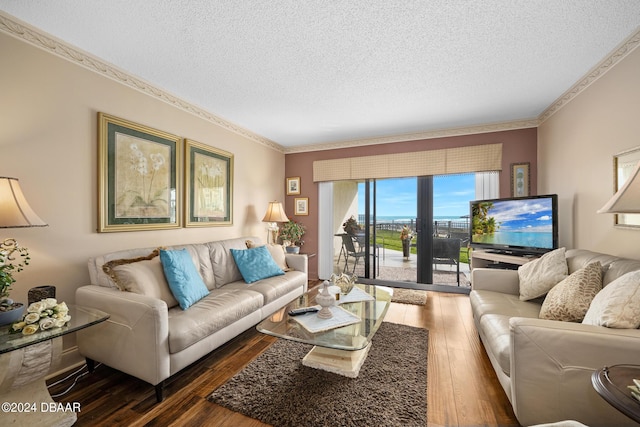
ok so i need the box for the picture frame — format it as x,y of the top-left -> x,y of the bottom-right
185,139 -> 233,227
98,113 -> 181,232
510,162 -> 530,197
294,197 -> 309,216
613,146 -> 640,228
286,177 -> 301,195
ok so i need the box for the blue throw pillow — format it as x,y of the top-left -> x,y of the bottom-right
230,245 -> 285,284
160,249 -> 209,310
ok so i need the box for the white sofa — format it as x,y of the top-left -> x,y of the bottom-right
76,236 -> 307,401
470,249 -> 640,426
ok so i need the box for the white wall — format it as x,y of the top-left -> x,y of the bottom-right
538,45 -> 640,257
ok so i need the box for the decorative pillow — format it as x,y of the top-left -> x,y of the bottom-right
159,248 -> 209,310
101,248 -> 178,308
539,261 -> 602,322
518,247 -> 568,301
583,269 -> 640,328
231,246 -> 285,284
245,240 -> 290,272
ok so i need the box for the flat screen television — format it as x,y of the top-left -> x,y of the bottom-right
469,194 -> 558,256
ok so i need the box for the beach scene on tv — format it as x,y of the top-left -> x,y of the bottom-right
471,198 -> 554,249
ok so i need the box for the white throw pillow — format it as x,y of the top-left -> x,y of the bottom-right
518,247 -> 568,301
583,269 -> 640,328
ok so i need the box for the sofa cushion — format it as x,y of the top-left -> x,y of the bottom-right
583,269 -> 640,328
246,240 -> 290,272
108,256 -> 179,309
167,288 -> 264,353
208,238 -> 258,287
518,247 -> 568,301
471,290 -> 542,321
225,270 -> 307,305
479,314 -> 513,376
160,249 -> 210,310
231,246 -> 285,284
539,261 -> 602,322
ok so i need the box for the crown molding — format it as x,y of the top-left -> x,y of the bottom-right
0,12 -> 285,153
1,11 -> 638,155
284,119 -> 539,153
539,26 -> 640,124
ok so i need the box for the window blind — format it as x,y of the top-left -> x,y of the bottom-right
313,143 -> 502,182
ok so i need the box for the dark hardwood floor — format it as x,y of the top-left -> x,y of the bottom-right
48,286 -> 519,426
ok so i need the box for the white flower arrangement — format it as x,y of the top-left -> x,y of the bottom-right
10,298 -> 71,335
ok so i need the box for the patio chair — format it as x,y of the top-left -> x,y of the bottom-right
342,234 -> 366,273
432,237 -> 461,285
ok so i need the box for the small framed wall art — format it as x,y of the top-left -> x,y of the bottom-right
286,177 -> 301,195
98,113 -> 181,232
184,139 -> 233,227
511,162 -> 530,197
294,197 -> 309,216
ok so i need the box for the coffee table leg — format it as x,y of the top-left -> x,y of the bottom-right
302,343 -> 371,378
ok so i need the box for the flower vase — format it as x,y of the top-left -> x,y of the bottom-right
402,239 -> 411,259
315,281 -> 334,319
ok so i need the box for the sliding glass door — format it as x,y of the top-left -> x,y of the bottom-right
330,173 -> 481,292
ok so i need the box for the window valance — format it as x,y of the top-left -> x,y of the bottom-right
313,143 -> 502,182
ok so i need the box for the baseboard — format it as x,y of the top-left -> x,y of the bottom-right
47,345 -> 86,380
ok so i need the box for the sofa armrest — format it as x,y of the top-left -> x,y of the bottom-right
510,317 -> 640,426
75,285 -> 171,386
471,268 -> 520,295
285,253 -> 308,275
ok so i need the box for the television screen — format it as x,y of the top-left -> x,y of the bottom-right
470,194 -> 558,255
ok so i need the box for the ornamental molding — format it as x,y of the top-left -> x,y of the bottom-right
539,27 -> 640,124
0,12 -> 285,153
1,12 -> 638,154
284,119 -> 539,153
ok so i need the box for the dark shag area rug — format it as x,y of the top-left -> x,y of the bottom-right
208,322 -> 428,427
391,288 -> 428,305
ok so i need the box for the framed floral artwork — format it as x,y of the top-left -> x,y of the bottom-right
98,113 -> 181,232
185,139 -> 233,227
294,197 -> 309,216
510,162 -> 530,197
286,177 -> 301,195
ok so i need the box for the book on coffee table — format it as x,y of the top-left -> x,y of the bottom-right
292,305 -> 361,333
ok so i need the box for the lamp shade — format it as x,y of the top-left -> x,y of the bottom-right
0,177 -> 47,228
598,161 -> 640,214
262,201 -> 289,223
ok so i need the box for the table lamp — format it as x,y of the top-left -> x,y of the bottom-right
0,176 -> 47,258
262,201 -> 289,244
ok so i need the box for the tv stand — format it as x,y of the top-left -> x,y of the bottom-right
470,250 -> 538,272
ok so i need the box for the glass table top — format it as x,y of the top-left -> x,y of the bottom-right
257,284 -> 391,351
0,304 -> 110,354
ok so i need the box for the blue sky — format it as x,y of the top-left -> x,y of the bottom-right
358,174 -> 476,218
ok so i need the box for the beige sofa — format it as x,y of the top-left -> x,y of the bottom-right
76,237 -> 307,402
470,249 -> 640,426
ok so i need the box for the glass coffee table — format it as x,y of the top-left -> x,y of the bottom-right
257,284 -> 391,378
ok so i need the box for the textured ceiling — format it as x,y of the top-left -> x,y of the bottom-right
1,1 -> 640,151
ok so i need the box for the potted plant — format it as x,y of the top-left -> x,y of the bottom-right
0,240 -> 30,325
400,225 -> 414,259
279,220 -> 306,253
342,216 -> 362,235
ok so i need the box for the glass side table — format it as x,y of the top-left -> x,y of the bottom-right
0,304 -> 109,427
592,364 -> 640,423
